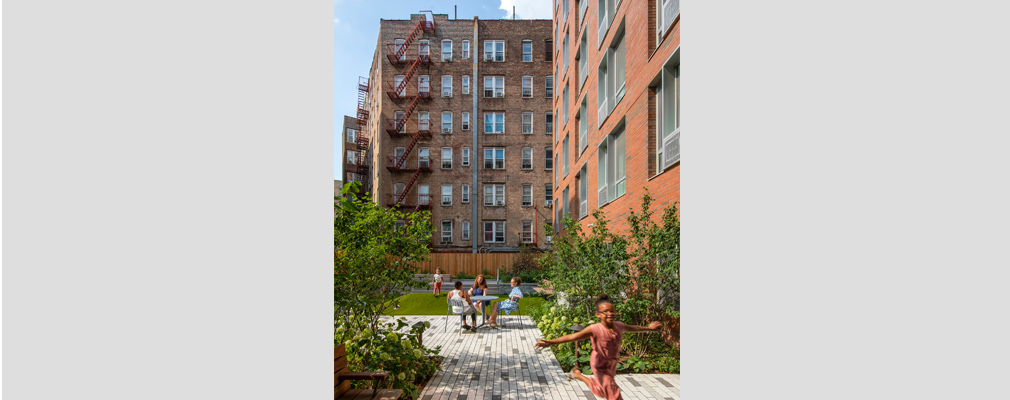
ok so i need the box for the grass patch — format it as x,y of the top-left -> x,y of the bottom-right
383,292 -> 546,316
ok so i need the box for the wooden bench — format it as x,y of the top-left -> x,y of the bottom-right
334,344 -> 402,400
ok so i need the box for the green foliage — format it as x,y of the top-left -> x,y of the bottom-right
533,304 -> 592,372
510,244 -> 541,275
452,272 -> 476,280
335,316 -> 441,399
335,181 -> 433,338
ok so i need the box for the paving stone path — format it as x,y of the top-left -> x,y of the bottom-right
382,315 -> 680,400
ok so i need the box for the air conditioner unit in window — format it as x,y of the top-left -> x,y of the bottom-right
442,127 -> 452,134
546,235 -> 553,243
441,235 -> 452,244
545,200 -> 552,208
442,89 -> 452,97
494,89 -> 504,98
495,200 -> 504,206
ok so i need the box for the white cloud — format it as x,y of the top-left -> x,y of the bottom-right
334,17 -> 340,25
499,0 -> 552,19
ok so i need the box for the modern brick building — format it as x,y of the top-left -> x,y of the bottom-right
360,12 -> 554,253
339,115 -> 369,199
552,0 -> 680,236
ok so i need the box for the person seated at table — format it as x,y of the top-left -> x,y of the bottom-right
468,274 -> 490,314
487,277 -> 523,327
448,281 -> 478,332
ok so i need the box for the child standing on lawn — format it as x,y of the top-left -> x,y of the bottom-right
432,268 -> 443,296
534,294 -> 662,400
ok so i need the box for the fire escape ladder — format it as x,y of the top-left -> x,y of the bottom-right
394,18 -> 428,62
394,132 -> 422,170
355,77 -> 370,174
395,168 -> 423,206
394,56 -> 426,96
394,94 -> 423,133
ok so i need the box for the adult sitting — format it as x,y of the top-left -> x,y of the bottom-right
468,274 -> 490,314
447,281 -> 478,332
487,277 -> 523,327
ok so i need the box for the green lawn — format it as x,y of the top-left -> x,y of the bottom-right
383,292 -> 545,316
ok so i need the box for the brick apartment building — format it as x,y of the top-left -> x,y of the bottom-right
359,13 -> 554,253
339,115 -> 369,199
552,0 -> 680,235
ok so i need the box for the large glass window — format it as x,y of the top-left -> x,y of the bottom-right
483,76 -> 505,98
484,147 -> 505,169
483,185 -> 505,206
483,221 -> 505,242
658,50 -> 681,171
484,40 -> 505,61
597,127 -> 627,205
484,112 -> 505,134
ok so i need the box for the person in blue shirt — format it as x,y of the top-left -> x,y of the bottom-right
487,277 -> 522,327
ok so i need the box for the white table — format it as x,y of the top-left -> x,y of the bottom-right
469,295 -> 498,329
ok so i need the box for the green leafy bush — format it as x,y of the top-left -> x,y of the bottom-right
336,317 -> 441,399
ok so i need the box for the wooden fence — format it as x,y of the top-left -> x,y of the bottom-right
411,253 -> 519,276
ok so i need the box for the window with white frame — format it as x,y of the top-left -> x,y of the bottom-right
522,183 -> 533,206
441,39 -> 452,61
578,32 -> 588,89
347,151 -> 358,165
394,147 -> 405,166
555,157 -> 560,189
394,38 -> 405,62
484,40 -> 505,61
545,183 -> 553,207
578,98 -> 588,154
546,112 -> 554,135
546,75 -> 554,98
418,183 -> 430,205
578,165 -> 588,219
462,112 -> 470,131
462,220 -> 471,240
522,76 -> 533,98
419,40 -> 429,57
441,147 -> 453,169
442,111 -> 452,133
441,220 -> 452,243
598,0 -> 614,47
522,220 -> 533,242
442,184 -> 452,205
418,147 -> 429,169
562,85 -> 570,125
418,111 -> 429,131
346,128 -> 357,143
597,126 -> 627,205
441,75 -> 452,97
462,184 -> 470,203
658,0 -> 680,42
483,184 -> 505,206
598,26 -> 626,124
484,112 -> 505,134
462,75 -> 470,94
483,76 -> 504,98
562,186 -> 570,219
545,147 -> 553,170
394,182 -> 405,198
462,40 -> 470,59
484,147 -> 505,169
418,75 -> 430,95
484,221 -> 505,242
562,136 -> 569,177
462,146 -> 470,166
522,112 -> 533,134
394,111 -> 405,133
562,31 -> 569,77
522,147 -> 533,170
657,49 -> 680,171
394,75 -> 405,97
522,40 -> 533,62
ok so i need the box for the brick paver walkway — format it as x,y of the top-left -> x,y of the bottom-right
383,315 -> 680,400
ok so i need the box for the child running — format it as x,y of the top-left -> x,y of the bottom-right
534,294 -> 662,400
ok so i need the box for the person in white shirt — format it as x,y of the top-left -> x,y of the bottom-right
447,281 -> 478,332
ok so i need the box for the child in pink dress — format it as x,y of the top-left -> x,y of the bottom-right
535,294 -> 662,400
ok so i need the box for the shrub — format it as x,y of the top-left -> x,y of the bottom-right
336,316 -> 441,399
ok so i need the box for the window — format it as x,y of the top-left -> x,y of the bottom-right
462,40 -> 470,59
522,147 -> 533,170
578,165 -> 588,219
484,40 -> 505,61
522,220 -> 533,243
562,85 -> 569,125
555,157 -> 560,189
394,182 -> 405,198
484,112 -> 505,134
462,112 -> 470,131
394,38 -> 405,62
394,146 -> 405,165
441,75 -> 452,97
545,75 -> 554,98
658,0 -> 680,42
462,75 -> 470,94
484,147 -> 505,169
598,0 -> 612,47
395,220 -> 406,231
522,184 -> 533,206
522,76 -> 533,98
442,184 -> 452,205
418,75 -> 430,96
545,184 -> 553,207
419,40 -> 429,57
394,75 -> 405,97
545,147 -> 553,170
578,32 -> 588,89
562,0 -> 570,22
598,27 -> 626,124
441,39 -> 452,61
546,112 -> 554,135
347,151 -> 358,165
462,220 -> 471,240
562,32 -> 569,77
394,111 -> 405,133
522,40 -> 533,62
462,184 -> 471,203
562,186 -> 570,219
418,148 -> 430,169
544,39 -> 553,60
597,126 -> 627,205
545,220 -> 553,242
419,183 -> 430,205
346,128 -> 357,143
462,146 -> 470,166
522,112 -> 533,134
418,111 -> 429,131
657,50 -> 681,171
579,99 -> 588,154
483,76 -> 504,98
562,136 -> 569,177
484,184 -> 505,206
441,147 -> 453,169
442,111 -> 452,133
484,221 -> 505,242
441,220 -> 452,243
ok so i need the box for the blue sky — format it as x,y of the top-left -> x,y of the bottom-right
333,0 -> 552,180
